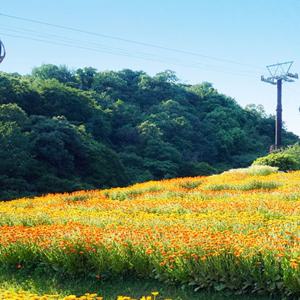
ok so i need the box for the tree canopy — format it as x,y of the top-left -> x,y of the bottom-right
0,65 -> 298,200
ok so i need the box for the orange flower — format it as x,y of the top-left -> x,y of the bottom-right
290,260 -> 298,269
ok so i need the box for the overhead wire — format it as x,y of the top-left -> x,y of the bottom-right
0,30 -> 261,78
0,24 -> 219,68
0,12 -> 262,70
0,23 -> 261,75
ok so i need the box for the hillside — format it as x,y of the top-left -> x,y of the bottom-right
0,65 -> 299,200
0,166 -> 299,298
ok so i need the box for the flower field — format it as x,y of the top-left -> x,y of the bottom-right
0,167 -> 299,298
0,289 -> 161,300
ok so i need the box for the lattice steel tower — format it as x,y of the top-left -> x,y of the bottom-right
261,61 -> 298,149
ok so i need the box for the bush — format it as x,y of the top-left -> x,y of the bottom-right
253,152 -> 299,171
284,143 -> 300,158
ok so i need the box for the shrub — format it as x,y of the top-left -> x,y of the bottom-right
284,143 -> 300,159
253,152 -> 299,171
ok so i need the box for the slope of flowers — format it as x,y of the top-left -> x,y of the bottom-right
0,168 -> 299,297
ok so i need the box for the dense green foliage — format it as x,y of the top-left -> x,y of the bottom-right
253,143 -> 300,171
0,271 -> 272,300
0,65 -> 298,200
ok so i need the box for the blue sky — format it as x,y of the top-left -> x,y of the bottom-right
0,0 -> 299,136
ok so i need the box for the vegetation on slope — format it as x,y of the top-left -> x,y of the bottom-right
0,169 -> 299,297
253,143 -> 300,171
0,65 -> 298,199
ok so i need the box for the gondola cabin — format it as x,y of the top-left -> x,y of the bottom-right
0,40 -> 6,64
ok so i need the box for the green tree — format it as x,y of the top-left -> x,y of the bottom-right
32,64 -> 76,85
0,66 -> 299,200
33,79 -> 98,122
0,103 -> 28,126
75,67 -> 97,90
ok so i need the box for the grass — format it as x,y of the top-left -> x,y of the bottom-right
223,165 -> 278,176
205,180 -> 281,191
178,180 -> 203,190
64,195 -> 90,203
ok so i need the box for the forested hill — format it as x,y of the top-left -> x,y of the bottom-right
0,65 -> 298,200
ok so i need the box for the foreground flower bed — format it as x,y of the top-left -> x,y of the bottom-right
0,167 -> 299,297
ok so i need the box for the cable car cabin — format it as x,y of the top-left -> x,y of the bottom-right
0,40 -> 6,63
